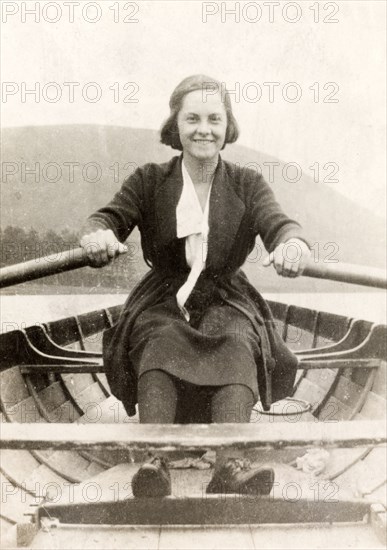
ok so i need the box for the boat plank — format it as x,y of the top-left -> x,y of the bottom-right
303,368 -> 337,390
266,301 -> 288,325
318,395 -> 354,421
369,486 -> 387,508
284,306 -> 321,351
1,396 -> 45,423
32,380 -> 69,412
357,447 -> 387,502
370,503 -> 387,546
0,450 -> 43,497
46,309 -> 112,347
77,395 -> 134,425
316,311 -> 351,345
1,420 -> 385,451
160,525 -> 255,550
292,378 -> 327,409
322,447 -> 370,481
358,391 -> 386,420
30,524 -> 160,550
76,396 -> 136,465
0,518 -> 16,550
60,373 -> 97,394
27,523 -> 384,550
25,372 -> 50,393
46,400 -> 81,423
337,454 -> 387,507
94,372 -> 110,395
38,494 -> 371,526
19,463 -> 71,495
0,445 -> 94,489
35,449 -> 102,483
76,397 -> 135,463
0,367 -> 30,406
250,522 -> 384,550
17,358 -> 381,375
0,472 -> 36,524
371,363 -> 387,399
331,375 -> 365,410
70,381 -> 107,413
349,365 -> 377,387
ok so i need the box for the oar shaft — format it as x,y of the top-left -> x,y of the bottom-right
0,248 -> 88,289
0,247 -> 386,290
303,261 -> 387,289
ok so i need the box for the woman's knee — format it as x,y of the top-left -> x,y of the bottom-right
211,384 -> 254,423
137,370 -> 178,423
138,369 -> 176,396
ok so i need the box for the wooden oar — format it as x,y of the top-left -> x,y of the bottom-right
0,247 -> 386,289
302,261 -> 387,289
0,247 -> 89,289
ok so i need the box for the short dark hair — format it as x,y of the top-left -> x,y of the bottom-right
160,74 -> 239,151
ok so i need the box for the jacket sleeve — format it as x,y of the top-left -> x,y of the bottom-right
250,173 -> 309,253
81,167 -> 144,243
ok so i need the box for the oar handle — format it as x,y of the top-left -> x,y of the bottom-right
0,247 -> 386,290
0,247 -> 89,289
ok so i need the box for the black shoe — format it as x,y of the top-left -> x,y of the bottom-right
206,459 -> 274,496
131,456 -> 171,498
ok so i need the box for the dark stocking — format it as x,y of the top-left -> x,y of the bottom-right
137,369 -> 178,424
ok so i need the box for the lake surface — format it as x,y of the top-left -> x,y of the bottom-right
1,292 -> 385,333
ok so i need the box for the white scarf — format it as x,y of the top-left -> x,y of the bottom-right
176,160 -> 213,321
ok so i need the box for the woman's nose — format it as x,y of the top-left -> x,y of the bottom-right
197,120 -> 211,135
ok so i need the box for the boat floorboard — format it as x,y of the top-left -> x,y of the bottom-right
0,522 -> 381,550
20,522 -> 383,550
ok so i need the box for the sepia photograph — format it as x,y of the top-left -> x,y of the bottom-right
0,1 -> 386,548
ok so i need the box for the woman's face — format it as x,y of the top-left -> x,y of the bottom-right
177,90 -> 227,163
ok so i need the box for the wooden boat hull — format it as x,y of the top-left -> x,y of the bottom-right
0,299 -> 386,548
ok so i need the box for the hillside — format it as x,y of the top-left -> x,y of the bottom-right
1,125 -> 385,293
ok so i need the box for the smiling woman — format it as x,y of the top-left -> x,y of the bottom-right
177,90 -> 226,168
79,74 -> 312,498
160,75 -> 239,153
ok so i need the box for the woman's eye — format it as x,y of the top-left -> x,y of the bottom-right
186,115 -> 197,122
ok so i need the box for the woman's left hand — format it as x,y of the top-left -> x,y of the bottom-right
263,238 -> 311,278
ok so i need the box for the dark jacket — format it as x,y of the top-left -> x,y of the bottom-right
86,154 -> 306,416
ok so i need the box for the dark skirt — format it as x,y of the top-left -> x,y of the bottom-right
129,295 -> 261,402
102,268 -> 299,417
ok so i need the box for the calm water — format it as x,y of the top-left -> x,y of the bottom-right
1,292 -> 385,333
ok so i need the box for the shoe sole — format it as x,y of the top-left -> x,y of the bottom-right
206,467 -> 275,496
131,465 -> 171,498
238,467 -> 275,496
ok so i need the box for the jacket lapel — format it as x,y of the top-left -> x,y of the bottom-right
207,158 -> 246,271
153,155 -> 246,271
154,155 -> 183,246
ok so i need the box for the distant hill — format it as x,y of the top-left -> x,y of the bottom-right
1,125 -> 385,293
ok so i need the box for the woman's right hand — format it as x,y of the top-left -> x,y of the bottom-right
80,229 -> 128,267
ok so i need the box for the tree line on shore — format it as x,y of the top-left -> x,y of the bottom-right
0,226 -> 145,289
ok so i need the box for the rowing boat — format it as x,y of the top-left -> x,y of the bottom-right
0,251 -> 386,549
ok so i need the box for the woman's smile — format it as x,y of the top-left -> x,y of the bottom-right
193,139 -> 215,145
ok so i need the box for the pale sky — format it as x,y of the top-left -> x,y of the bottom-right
1,0 -> 386,218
